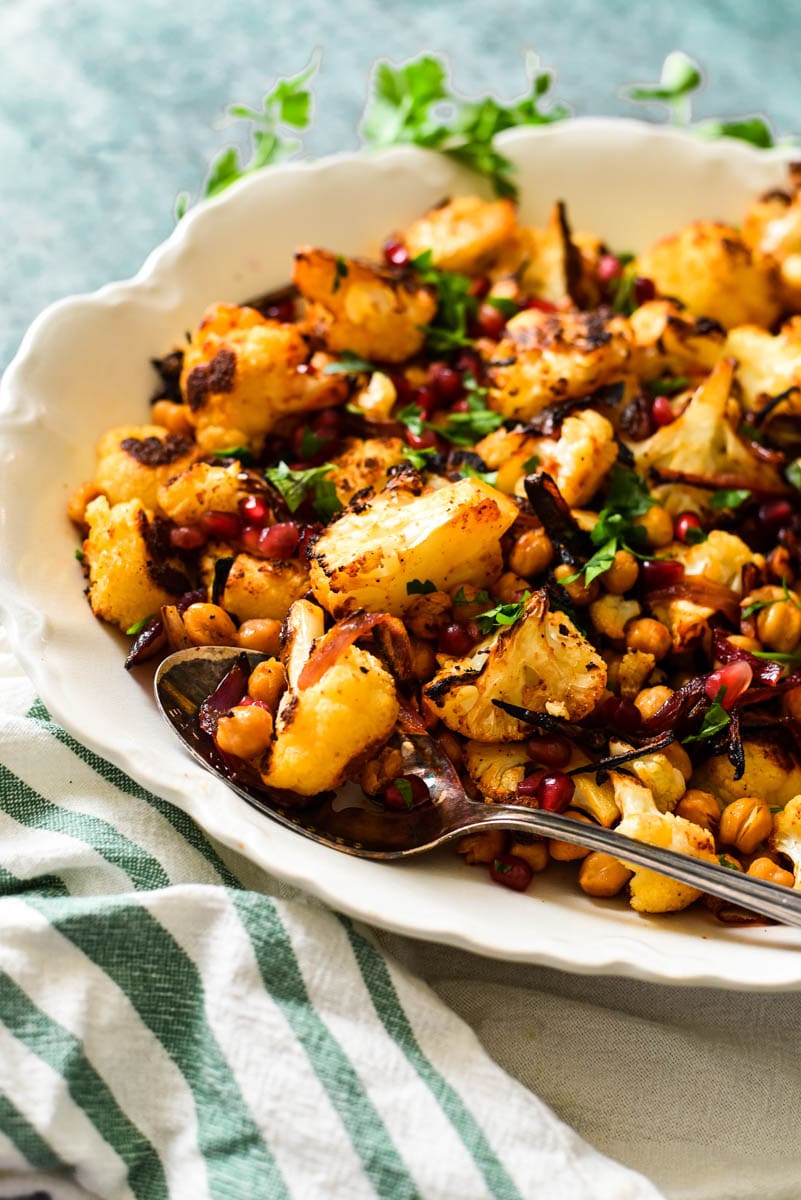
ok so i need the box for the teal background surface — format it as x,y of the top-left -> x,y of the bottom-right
1,0 -> 799,369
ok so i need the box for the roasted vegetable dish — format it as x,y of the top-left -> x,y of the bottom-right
69,182 -> 801,920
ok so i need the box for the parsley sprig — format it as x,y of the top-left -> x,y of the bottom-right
411,250 -> 477,352
397,373 -> 503,448
683,686 -> 731,744
264,461 -> 342,521
568,466 -> 654,585
475,592 -> 531,636
742,581 -> 801,620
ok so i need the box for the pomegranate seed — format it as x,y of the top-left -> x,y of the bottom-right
490,854 -> 533,891
257,522 -> 300,560
390,372 -> 415,405
597,254 -> 622,283
170,524 -> 207,550
477,303 -> 507,338
383,236 -> 409,267
437,623 -> 478,656
705,661 -> 753,708
428,362 -> 463,401
450,398 -> 469,413
239,495 -> 271,526
202,511 -> 242,541
641,559 -> 685,589
406,428 -> 439,451
538,772 -> 576,813
758,500 -> 793,531
526,735 -> 572,769
468,277 -> 491,299
454,348 -> 481,377
651,395 -> 676,426
525,297 -> 557,313
675,512 -> 702,543
634,276 -> 656,305
415,385 -> 439,420
238,697 -> 273,712
517,770 -> 546,800
264,297 -> 295,323
596,696 -> 643,735
384,774 -> 430,810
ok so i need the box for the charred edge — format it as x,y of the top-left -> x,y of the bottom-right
211,556 -> 236,607
151,350 -> 184,404
120,434 -> 193,467
138,511 -> 192,595
185,347 -> 237,412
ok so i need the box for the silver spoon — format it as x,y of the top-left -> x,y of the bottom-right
155,645 -> 801,930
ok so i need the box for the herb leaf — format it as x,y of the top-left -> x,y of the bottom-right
322,350 -> 375,375
406,579 -> 437,595
624,51 -> 701,125
709,488 -> 751,511
454,586 -> 490,606
264,461 -> 342,521
475,592 -> 530,636
411,250 -> 477,352
125,615 -> 153,636
648,376 -> 690,397
568,466 -> 654,584
401,446 -> 438,471
392,777 -> 415,809
684,687 -> 731,744
786,461 -> 801,491
437,376 -> 504,446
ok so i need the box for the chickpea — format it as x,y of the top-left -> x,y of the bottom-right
449,582 -> 490,621
151,400 -> 193,437
578,852 -> 632,898
247,658 -> 286,711
548,811 -> 593,862
625,617 -> 672,660
183,603 -> 239,647
717,852 -> 743,873
757,597 -> 801,653
633,685 -> 673,721
67,480 -> 104,529
493,571 -> 531,605
554,563 -> 600,608
719,796 -> 773,855
237,618 -> 282,656
436,729 -> 464,769
215,704 -> 273,760
508,528 -> 554,579
405,591 -> 452,640
663,741 -> 692,782
676,788 -> 721,833
634,504 -> 673,549
409,636 -> 437,681
508,839 -> 549,872
747,857 -> 795,887
781,686 -> 801,723
600,549 -> 639,595
724,634 -> 761,655
360,746 -> 405,797
457,829 -> 506,865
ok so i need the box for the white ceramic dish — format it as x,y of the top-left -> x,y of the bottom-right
4,118 -> 801,989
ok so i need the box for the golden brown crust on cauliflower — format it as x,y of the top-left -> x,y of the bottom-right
691,736 -> 801,809
214,554 -> 309,624
327,436 -> 408,505
94,425 -> 197,510
402,195 -> 518,274
157,461 -> 244,524
628,300 -> 726,380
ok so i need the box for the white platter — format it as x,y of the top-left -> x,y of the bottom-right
4,117 -> 801,989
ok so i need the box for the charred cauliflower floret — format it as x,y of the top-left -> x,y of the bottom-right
293,248 -> 437,363
327,436 -> 408,505
770,796 -> 801,887
94,425 -> 196,511
157,461 -> 244,524
727,319 -> 801,411
742,189 -> 801,310
628,300 -> 726,380
463,741 -> 529,802
210,554 -> 309,624
488,307 -> 631,421
402,195 -> 518,274
259,600 -> 399,794
83,496 -> 186,633
608,739 -> 686,812
612,773 -> 715,914
636,221 -> 782,330
515,201 -> 602,308
181,302 -> 346,454
424,590 -> 606,742
692,735 -> 801,808
309,477 -> 518,618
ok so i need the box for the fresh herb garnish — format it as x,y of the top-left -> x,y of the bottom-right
568,466 -> 654,584
718,854 -> 739,871
332,255 -> 349,293
609,267 -> 638,316
683,686 -> 731,744
392,777 -> 415,809
298,426 -> 328,459
401,446 -> 438,470
437,374 -> 503,445
397,403 -> 427,439
709,488 -> 751,511
74,547 -> 85,562
523,455 -> 541,473
752,648 -> 801,665
411,250 -> 477,352
406,579 -> 437,595
322,350 -> 376,375
786,461 -> 801,491
475,592 -> 530,636
740,422 -> 765,445
264,461 -> 342,521
624,51 -> 702,126
742,581 -> 801,619
493,858 -> 512,875
457,462 -> 499,486
648,376 -> 690,397
211,445 -> 253,462
454,586 -> 491,607
487,297 -> 519,319
683,525 -> 708,546
125,615 -> 153,637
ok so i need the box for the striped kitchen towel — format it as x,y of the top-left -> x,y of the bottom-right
0,629 -> 662,1200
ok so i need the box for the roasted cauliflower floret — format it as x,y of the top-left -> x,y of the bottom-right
691,735 -> 801,808
608,739 -> 686,813
770,796 -> 801,887
309,477 -> 518,618
727,319 -> 801,411
742,189 -> 801,310
94,425 -> 196,511
516,202 -> 602,308
293,248 -> 437,363
424,590 -> 606,741
327,436 -> 408,505
157,461 -> 244,524
463,741 -> 529,802
628,300 -> 726,380
259,600 -> 399,794
83,496 -> 186,633
402,195 -> 518,274
632,358 -> 785,495
612,773 -> 715,914
488,307 -> 631,421
212,554 -> 309,624
636,221 -> 782,330
181,302 -> 346,453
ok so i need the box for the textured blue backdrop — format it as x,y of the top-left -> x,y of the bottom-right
2,0 -> 799,369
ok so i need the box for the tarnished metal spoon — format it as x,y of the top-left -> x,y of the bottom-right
155,646 -> 801,929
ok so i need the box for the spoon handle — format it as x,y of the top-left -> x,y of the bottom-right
465,806 -> 801,928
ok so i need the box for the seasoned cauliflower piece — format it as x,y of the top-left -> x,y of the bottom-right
213,554 -> 309,624
636,221 -> 781,330
181,302 -> 346,453
691,735 -> 801,808
742,189 -> 801,310
516,202 -> 602,308
94,425 -> 196,511
488,308 -> 631,421
770,796 -> 801,887
628,300 -> 726,380
157,461 -> 244,524
727,319 -> 801,411
612,773 -> 715,914
463,741 -> 529,802
424,590 -> 606,741
84,496 -> 186,633
293,248 -> 437,363
402,195 -> 518,274
609,739 -> 686,812
481,411 -> 618,507
327,436 -> 408,505
260,600 -> 399,794
309,477 -> 518,618
632,358 -> 785,493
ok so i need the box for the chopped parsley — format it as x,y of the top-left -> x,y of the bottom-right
493,858 -> 512,875
742,581 -> 801,619
456,462 -> 499,486
400,446 -> 438,471
211,445 -> 253,462
397,373 -> 503,448
786,461 -> 801,491
709,488 -> 751,511
74,547 -> 85,562
568,466 -> 655,585
406,579 -> 437,595
648,376 -> 691,397
475,592 -> 530,636
718,854 -> 739,871
683,525 -> 708,546
322,350 -> 375,374
487,296 -> 519,319
411,250 -> 477,353
392,777 -> 415,809
522,455 -> 541,473
454,586 -> 491,607
332,255 -> 349,293
264,462 -> 342,521
683,687 -> 730,745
